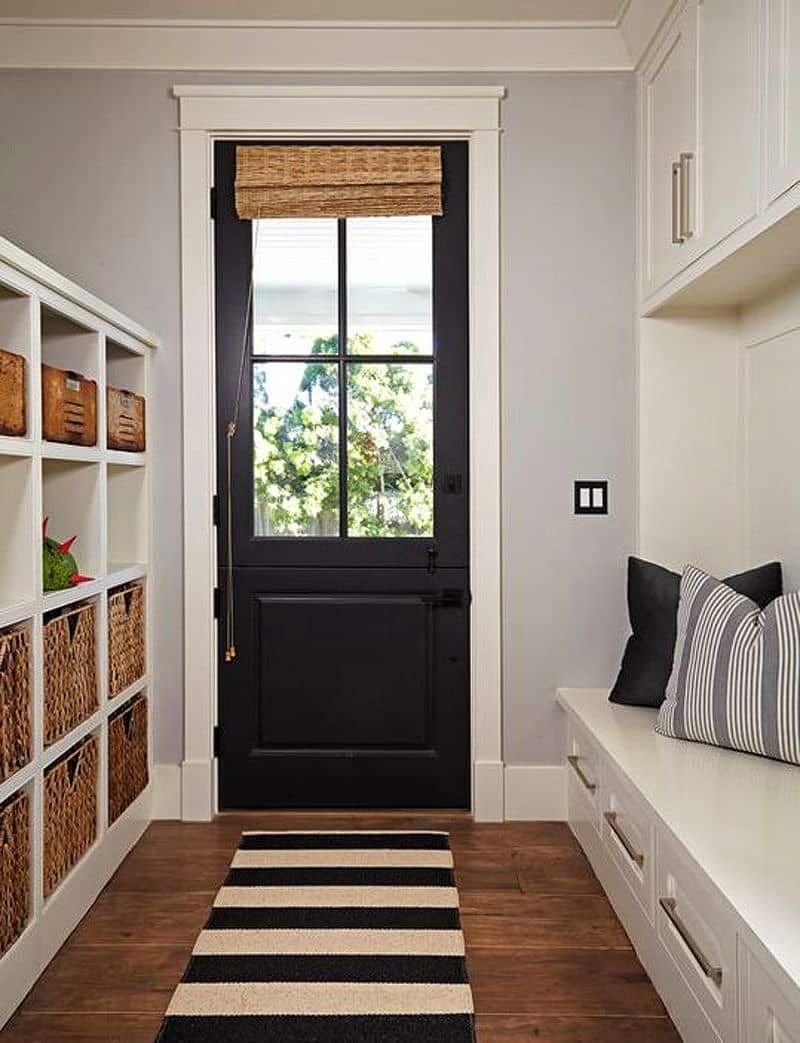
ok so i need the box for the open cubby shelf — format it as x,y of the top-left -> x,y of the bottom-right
0,236 -> 158,1029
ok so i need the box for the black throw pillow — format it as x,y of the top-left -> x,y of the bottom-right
609,557 -> 783,708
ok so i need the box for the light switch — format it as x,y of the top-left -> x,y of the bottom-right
574,480 -> 608,515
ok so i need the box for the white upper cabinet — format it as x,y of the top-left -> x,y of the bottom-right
694,0 -> 760,254
640,0 -> 761,302
766,0 -> 800,204
642,2 -> 698,294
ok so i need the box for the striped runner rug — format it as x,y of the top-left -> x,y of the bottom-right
156,831 -> 475,1042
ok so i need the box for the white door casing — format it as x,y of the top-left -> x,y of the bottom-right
175,85 -> 505,821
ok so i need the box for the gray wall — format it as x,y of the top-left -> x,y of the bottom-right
0,69 -> 635,769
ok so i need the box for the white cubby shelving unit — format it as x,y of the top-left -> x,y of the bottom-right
0,236 -> 159,1028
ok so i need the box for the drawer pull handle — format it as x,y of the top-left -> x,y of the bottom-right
659,897 -> 723,988
604,811 -> 645,868
567,755 -> 596,794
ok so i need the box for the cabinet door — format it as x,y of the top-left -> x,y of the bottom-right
643,2 -> 698,295
766,0 -> 800,204
695,0 -> 760,253
739,938 -> 800,1043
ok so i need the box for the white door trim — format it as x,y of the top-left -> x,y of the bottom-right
176,84 -> 505,822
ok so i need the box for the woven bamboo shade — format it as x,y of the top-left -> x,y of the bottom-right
234,145 -> 443,220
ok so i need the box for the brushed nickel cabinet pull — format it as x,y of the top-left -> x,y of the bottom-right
679,152 -> 694,240
604,811 -> 645,868
672,160 -> 684,244
659,897 -> 723,988
567,754 -> 596,793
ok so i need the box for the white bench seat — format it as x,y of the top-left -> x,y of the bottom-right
558,688 -> 800,1043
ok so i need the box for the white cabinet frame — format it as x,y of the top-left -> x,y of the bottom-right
175,85 -> 506,822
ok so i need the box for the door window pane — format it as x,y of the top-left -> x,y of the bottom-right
347,217 -> 433,356
253,218 -> 338,356
253,362 -> 339,536
346,363 -> 433,537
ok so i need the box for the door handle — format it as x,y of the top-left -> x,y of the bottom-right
659,897 -> 723,988
672,160 -> 684,244
421,590 -> 464,608
567,754 -> 597,793
679,152 -> 693,240
604,810 -> 645,868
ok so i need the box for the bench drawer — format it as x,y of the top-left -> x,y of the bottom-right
657,826 -> 737,1042
566,718 -> 603,835
740,939 -> 800,1043
602,760 -> 655,923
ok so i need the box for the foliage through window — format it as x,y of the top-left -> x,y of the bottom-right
251,216 -> 434,538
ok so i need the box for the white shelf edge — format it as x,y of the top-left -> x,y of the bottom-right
42,708 -> 104,771
106,563 -> 147,587
42,579 -> 104,614
0,599 -> 37,630
41,442 -> 103,464
0,761 -> 37,807
107,675 -> 150,715
106,450 -> 147,467
0,436 -> 34,458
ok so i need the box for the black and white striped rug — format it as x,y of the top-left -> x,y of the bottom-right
156,831 -> 475,1042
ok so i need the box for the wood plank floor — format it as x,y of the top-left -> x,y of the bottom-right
2,815 -> 681,1042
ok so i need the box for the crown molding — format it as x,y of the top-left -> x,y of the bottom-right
0,18 -> 635,71
617,0 -> 677,68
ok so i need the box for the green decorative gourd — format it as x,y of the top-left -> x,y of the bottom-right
42,518 -> 92,591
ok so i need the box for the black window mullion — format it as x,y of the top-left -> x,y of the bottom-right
337,218 -> 348,538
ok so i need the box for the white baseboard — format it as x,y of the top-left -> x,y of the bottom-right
504,764 -> 567,820
152,763 -> 182,819
473,759 -> 505,822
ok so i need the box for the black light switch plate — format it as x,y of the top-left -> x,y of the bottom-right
574,480 -> 608,515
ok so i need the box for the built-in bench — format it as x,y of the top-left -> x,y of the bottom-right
557,688 -> 800,1043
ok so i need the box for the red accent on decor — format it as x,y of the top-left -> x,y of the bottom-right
58,535 -> 78,555
69,574 -> 93,587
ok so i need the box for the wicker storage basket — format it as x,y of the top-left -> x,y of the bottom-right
108,694 -> 149,824
107,387 -> 146,452
0,624 -> 32,784
41,363 -> 97,446
0,789 -> 30,957
108,583 -> 145,698
44,735 -> 98,897
43,602 -> 98,748
0,348 -> 26,437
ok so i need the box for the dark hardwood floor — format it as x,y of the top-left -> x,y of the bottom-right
2,814 -> 681,1042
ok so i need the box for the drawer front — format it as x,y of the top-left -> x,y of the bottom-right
739,938 -> 800,1043
566,718 -> 603,834
657,827 -> 737,1041
602,761 -> 655,923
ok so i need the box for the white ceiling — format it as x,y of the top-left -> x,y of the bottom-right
0,0 -> 626,23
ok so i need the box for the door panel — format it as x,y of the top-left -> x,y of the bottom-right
256,595 -> 432,747
695,0 -> 759,255
214,140 -> 470,809
644,2 -> 698,294
766,0 -> 800,204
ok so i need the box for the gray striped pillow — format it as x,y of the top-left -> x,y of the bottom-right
656,565 -> 800,765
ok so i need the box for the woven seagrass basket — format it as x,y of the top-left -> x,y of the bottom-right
108,694 -> 149,824
0,789 -> 30,956
108,583 -> 146,698
43,602 -> 98,748
43,735 -> 98,897
0,624 -> 32,784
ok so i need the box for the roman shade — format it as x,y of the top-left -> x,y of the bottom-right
234,145 -> 443,220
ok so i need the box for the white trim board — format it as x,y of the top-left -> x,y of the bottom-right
504,765 -> 567,821
176,84 -> 505,823
0,18 -> 642,71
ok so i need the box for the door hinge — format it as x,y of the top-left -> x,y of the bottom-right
212,493 -> 220,527
213,725 -> 221,758
213,587 -> 220,619
209,186 -> 217,221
